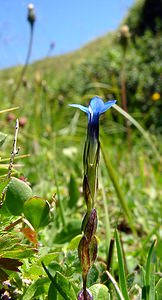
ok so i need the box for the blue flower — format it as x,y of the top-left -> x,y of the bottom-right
69,96 -> 116,121
69,97 -> 116,140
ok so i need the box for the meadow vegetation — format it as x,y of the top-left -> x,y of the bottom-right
0,0 -> 161,299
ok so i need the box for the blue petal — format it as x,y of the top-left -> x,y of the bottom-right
69,104 -> 89,115
100,100 -> 117,114
89,97 -> 105,115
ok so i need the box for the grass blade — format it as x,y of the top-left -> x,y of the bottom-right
99,168 -> 111,254
106,270 -> 125,300
101,139 -> 136,236
145,239 -> 156,300
115,229 -> 130,300
113,104 -> 161,161
41,261 -> 55,285
0,107 -> 19,114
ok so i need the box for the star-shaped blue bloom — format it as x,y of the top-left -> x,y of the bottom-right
69,97 -> 116,125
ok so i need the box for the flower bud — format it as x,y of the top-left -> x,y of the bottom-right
89,236 -> 98,265
27,3 -> 36,26
119,24 -> 131,52
78,236 -> 90,275
84,208 -> 97,241
78,235 -> 98,277
120,25 -> 130,39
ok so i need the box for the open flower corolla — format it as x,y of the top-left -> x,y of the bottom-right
69,96 -> 116,124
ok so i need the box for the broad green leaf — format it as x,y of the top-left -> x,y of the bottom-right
25,265 -> 44,279
2,247 -> 36,259
23,197 -> 50,229
67,234 -> 82,250
0,235 -> 36,258
28,253 -> 62,279
48,282 -> 58,300
23,277 -> 49,300
54,271 -> 77,300
89,284 -> 110,300
38,253 -> 62,266
5,177 -> 32,216
42,263 -> 76,300
0,235 -> 20,251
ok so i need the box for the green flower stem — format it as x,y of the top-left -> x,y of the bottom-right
83,274 -> 87,299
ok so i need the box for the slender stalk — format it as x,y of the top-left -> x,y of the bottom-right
11,23 -> 34,101
121,52 -> 132,146
119,25 -> 132,143
1,120 -> 20,203
83,274 -> 87,300
7,119 -> 20,179
54,174 -> 66,227
121,53 -> 127,113
4,217 -> 22,231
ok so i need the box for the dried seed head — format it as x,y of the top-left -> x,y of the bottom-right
120,25 -> 130,38
28,3 -> 34,10
119,24 -> 131,52
27,3 -> 36,26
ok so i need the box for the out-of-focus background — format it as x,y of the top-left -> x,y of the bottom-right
0,0 -> 133,69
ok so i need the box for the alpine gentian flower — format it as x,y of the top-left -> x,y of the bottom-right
69,97 -> 116,208
69,96 -> 116,169
69,96 -> 116,142
69,96 -> 116,300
